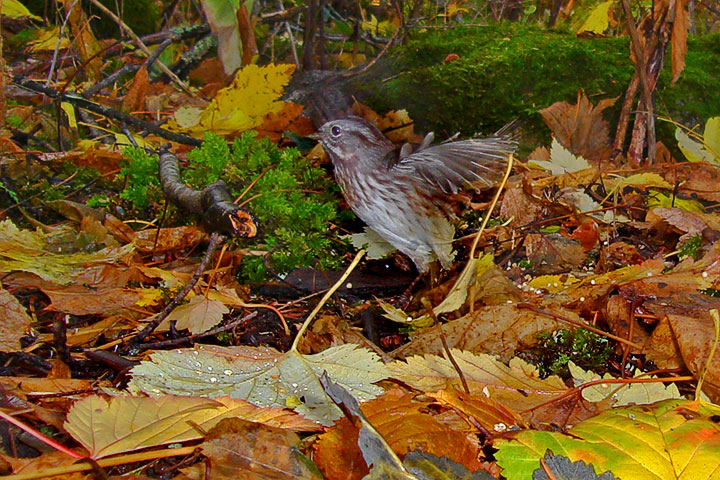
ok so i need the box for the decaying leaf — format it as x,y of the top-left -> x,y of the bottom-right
569,362 -> 681,405
0,288 -> 32,351
0,220 -> 134,285
196,417 -> 323,480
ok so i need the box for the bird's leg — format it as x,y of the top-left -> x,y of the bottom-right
392,262 -> 440,310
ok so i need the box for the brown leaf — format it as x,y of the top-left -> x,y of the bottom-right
644,295 -> 720,402
134,225 -> 207,253
0,288 -> 32,351
59,0 -> 103,81
160,296 -> 229,334
314,389 -> 484,479
121,66 -> 150,114
524,233 -> 586,272
643,316 -> 684,370
499,186 -> 543,227
389,351 -> 608,427
671,0 -> 688,85
255,102 -> 314,142
201,417 -> 322,480
432,389 -> 526,431
539,92 -> 617,161
391,304 -> 566,361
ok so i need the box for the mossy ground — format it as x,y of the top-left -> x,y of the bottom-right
356,23 -> 720,149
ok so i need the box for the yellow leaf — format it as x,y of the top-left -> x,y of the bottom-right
164,64 -> 296,136
606,172 -> 673,191
61,102 -> 77,129
528,274 -> 579,294
2,0 -> 42,20
648,190 -> 705,213
496,399 -> 720,480
577,0 -> 613,34
64,394 -> 319,459
28,26 -> 71,52
134,287 -> 164,308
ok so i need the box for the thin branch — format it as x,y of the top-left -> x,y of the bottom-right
85,0 -> 193,95
621,0 -> 656,164
13,78 -> 201,146
126,232 -> 224,349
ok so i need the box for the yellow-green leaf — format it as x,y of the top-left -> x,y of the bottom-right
2,0 -> 42,20
578,0 -> 613,34
495,399 -> 720,480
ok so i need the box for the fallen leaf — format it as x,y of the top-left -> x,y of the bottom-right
0,288 -> 32,351
199,417 -> 323,479
129,344 -> 389,425
495,399 -> 720,480
159,296 -> 229,334
64,394 -> 319,459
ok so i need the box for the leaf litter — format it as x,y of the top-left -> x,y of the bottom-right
2,14 -> 720,479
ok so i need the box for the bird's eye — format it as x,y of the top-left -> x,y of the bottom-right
330,126 -> 342,137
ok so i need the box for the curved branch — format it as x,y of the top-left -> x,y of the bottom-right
158,146 -> 257,237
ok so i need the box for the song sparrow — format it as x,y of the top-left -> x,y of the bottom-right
317,116 -> 516,272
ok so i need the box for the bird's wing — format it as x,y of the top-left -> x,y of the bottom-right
391,137 -> 516,194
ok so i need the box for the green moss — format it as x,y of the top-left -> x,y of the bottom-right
119,147 -> 161,211
357,24 -> 720,148
24,0 -> 160,37
120,132 -> 344,283
524,328 -> 613,379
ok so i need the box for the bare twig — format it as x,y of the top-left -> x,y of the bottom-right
126,232 -> 225,350
158,146 -> 257,236
13,78 -> 201,146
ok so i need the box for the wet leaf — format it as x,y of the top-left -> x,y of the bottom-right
164,64 -> 297,136
0,220 -> 134,285
0,288 -> 32,351
129,344 -> 389,425
199,417 -> 324,479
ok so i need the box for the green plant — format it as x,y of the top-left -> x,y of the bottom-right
193,132 -> 343,282
678,234 -> 703,260
119,132 -> 344,283
119,147 -> 161,210
526,328 -> 613,378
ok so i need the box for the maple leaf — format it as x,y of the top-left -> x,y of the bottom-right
129,344 -> 389,426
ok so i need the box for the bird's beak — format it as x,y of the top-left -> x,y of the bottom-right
308,132 -> 321,140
